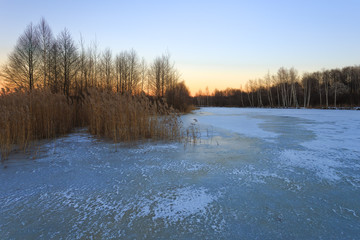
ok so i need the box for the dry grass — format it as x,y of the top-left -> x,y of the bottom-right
84,89 -> 181,142
0,88 -> 182,160
184,118 -> 200,145
0,89 -> 73,160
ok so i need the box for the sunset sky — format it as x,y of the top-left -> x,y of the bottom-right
0,0 -> 359,94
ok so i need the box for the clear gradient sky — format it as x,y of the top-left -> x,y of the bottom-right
0,0 -> 359,94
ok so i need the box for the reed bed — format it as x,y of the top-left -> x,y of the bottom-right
84,89 -> 181,142
0,89 -> 73,159
0,88 -> 182,160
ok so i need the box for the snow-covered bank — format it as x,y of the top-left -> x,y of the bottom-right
1,107 -> 359,239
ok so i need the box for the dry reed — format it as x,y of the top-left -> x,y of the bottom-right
0,89 -> 73,160
0,88 -> 182,160
84,89 -> 181,142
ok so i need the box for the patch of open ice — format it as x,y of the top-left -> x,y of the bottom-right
152,187 -> 217,224
129,143 -> 179,154
194,108 -> 360,184
279,149 -> 342,181
193,108 -> 279,141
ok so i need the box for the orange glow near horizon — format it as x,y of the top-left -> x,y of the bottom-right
179,64 -> 263,96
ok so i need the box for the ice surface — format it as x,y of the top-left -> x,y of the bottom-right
196,107 -> 360,182
1,107 -> 360,239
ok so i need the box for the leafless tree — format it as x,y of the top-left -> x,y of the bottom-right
239,84 -> 244,107
101,48 -> 112,89
271,74 -> 281,107
148,53 -> 178,97
257,79 -> 263,107
114,53 -> 122,92
78,34 -> 89,91
88,38 -> 99,88
37,18 -> 53,88
330,69 -> 344,108
289,68 -> 298,107
302,73 -> 314,108
323,70 -> 330,108
58,28 -> 78,96
149,56 -> 162,97
205,86 -> 210,106
128,49 -> 140,93
48,41 -> 61,92
140,57 -> 147,93
277,67 -> 290,107
114,50 -> 140,93
115,51 -> 128,93
264,72 -> 273,107
246,80 -> 254,107
1,23 -> 39,90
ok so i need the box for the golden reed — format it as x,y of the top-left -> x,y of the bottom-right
0,88 -> 181,160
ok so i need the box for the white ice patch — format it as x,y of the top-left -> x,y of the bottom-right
129,143 -> 179,154
232,166 -> 279,184
62,132 -> 95,144
152,187 -> 217,224
193,108 -> 279,141
51,186 -> 218,233
279,149 -> 342,181
231,166 -> 300,190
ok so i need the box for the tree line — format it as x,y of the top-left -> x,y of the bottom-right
0,18 -> 192,110
194,66 -> 360,108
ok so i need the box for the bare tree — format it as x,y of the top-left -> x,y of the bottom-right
128,49 -> 139,93
278,67 -> 291,107
239,84 -> 244,107
115,51 -> 128,93
101,48 -> 112,89
114,50 -> 140,93
289,68 -> 299,107
271,74 -> 281,107
148,53 -> 178,97
318,72 -> 323,107
78,34 -> 89,91
37,18 -> 53,88
264,72 -> 273,107
114,53 -> 122,92
140,57 -> 147,93
330,69 -> 345,108
205,86 -> 210,106
323,70 -> 330,108
149,56 -> 162,97
246,81 -> 254,107
48,40 -> 61,92
1,23 -> 39,90
302,73 -> 314,108
257,79 -> 263,107
58,28 -> 78,96
88,38 -> 99,87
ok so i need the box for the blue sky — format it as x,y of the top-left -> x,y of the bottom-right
0,0 -> 359,93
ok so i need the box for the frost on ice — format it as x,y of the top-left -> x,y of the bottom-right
1,107 -> 360,239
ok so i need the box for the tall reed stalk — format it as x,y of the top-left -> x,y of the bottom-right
0,88 -> 182,160
0,89 -> 73,159
84,89 -> 181,142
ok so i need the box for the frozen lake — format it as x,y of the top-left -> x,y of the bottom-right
1,107 -> 360,239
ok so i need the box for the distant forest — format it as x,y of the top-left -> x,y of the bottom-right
194,66 -> 360,108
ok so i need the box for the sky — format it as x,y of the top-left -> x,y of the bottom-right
0,0 -> 359,94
